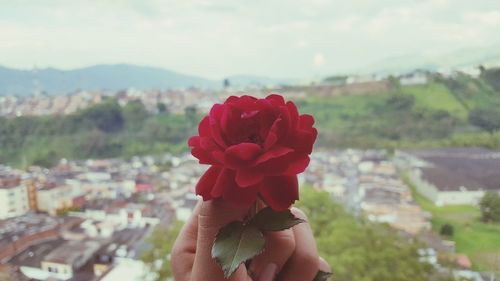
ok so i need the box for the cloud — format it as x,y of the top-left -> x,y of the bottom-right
332,16 -> 361,32
464,10 -> 500,27
313,53 -> 326,67
0,0 -> 500,78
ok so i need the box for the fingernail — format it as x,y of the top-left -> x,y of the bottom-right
259,263 -> 277,281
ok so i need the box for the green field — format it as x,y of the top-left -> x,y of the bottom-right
405,175 -> 500,272
400,83 -> 469,119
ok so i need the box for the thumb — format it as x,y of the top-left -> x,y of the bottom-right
191,199 -> 250,281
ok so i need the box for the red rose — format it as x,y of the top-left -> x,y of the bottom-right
188,94 -> 317,211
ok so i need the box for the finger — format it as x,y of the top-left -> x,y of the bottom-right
249,229 -> 295,280
191,199 -> 250,280
171,201 -> 202,281
258,263 -> 278,281
277,208 -> 319,281
319,257 -> 332,281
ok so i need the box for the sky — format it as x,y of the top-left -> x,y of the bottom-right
1,0 -> 500,79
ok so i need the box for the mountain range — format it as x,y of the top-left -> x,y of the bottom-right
1,44 -> 500,96
0,64 -> 294,96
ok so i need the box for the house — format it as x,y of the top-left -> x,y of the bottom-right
399,71 -> 428,86
0,176 -> 29,220
40,240 -> 101,280
36,183 -> 79,216
398,148 -> 500,206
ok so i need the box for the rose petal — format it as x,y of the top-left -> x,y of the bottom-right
212,151 -> 225,164
263,118 -> 282,150
298,114 -> 315,129
279,106 -> 291,133
259,175 -> 299,211
223,184 -> 259,208
263,131 -> 278,150
211,168 -> 232,198
195,166 -> 222,200
265,94 -> 285,106
235,169 -> 264,187
199,137 -> 219,151
292,129 -> 317,154
284,156 -> 310,175
188,136 -> 200,147
254,146 -> 293,165
210,168 -> 259,207
220,104 -> 239,140
286,101 -> 299,128
209,104 -> 228,148
225,143 -> 261,168
228,95 -> 258,112
191,147 -> 216,164
198,116 -> 211,136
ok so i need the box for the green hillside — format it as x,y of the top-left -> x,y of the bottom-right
1,70 -> 500,167
399,82 -> 468,119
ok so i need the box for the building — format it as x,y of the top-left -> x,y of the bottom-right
399,148 -> 500,206
399,71 -> 428,86
40,240 -> 101,280
36,183 -> 78,216
0,177 -> 29,220
0,214 -> 81,262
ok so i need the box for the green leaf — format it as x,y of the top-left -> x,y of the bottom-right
313,270 -> 333,281
212,221 -> 265,279
249,207 -> 305,232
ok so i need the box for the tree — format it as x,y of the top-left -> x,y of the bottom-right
296,188 -> 434,281
479,192 -> 500,223
385,94 -> 415,111
157,102 -> 168,114
122,100 -> 149,130
141,221 -> 183,281
480,67 -> 500,91
184,105 -> 198,125
439,223 -> 454,237
469,108 -> 500,133
78,100 -> 124,132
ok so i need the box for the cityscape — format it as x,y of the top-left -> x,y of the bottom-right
2,1 -> 500,280
1,67 -> 500,280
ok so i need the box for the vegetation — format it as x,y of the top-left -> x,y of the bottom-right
480,67 -> 500,92
469,108 -> 500,133
0,99 -> 198,167
439,223 -> 454,237
141,221 -> 183,281
479,192 -> 500,223
405,175 -> 500,273
1,72 -> 500,167
295,188 -> 438,281
142,189 -> 447,281
298,74 -> 500,149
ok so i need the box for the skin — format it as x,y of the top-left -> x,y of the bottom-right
171,200 -> 331,281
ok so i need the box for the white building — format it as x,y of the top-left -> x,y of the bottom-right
36,184 -> 77,215
40,240 -> 101,280
399,71 -> 428,86
398,148 -> 500,206
0,183 -> 29,219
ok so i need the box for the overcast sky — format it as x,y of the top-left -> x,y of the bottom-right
1,0 -> 500,78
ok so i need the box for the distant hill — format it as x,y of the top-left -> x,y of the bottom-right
0,64 -> 219,96
363,43 -> 500,74
0,64 -> 294,96
225,75 -> 296,88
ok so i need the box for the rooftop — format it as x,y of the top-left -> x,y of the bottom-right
0,214 -> 61,248
43,240 -> 101,265
8,239 -> 65,267
405,148 -> 500,192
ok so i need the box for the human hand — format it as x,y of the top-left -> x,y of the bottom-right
171,200 -> 331,281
